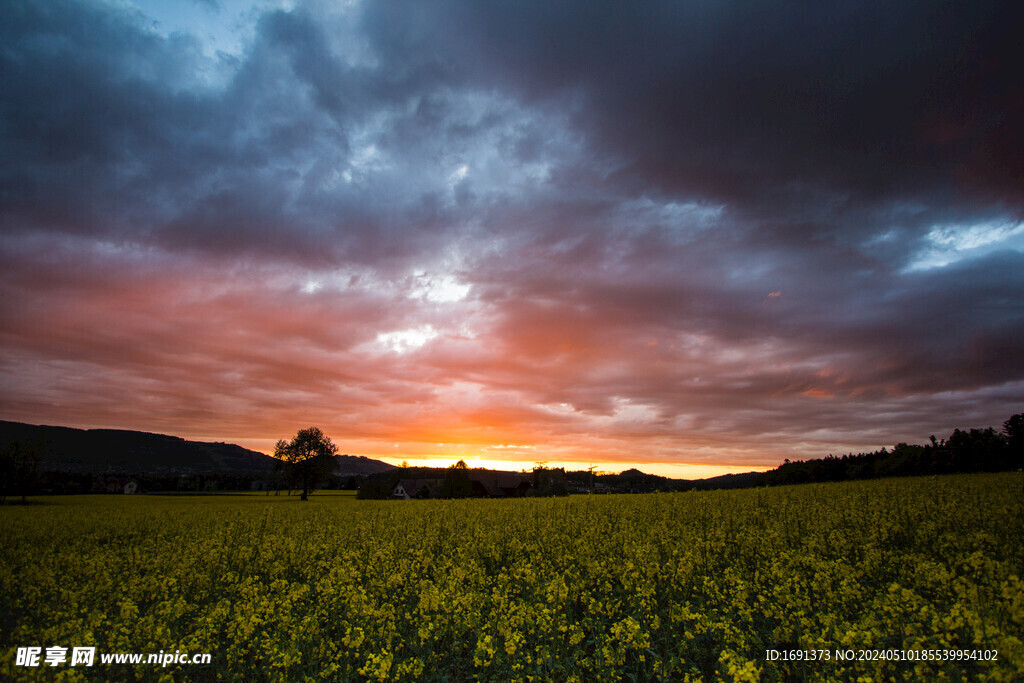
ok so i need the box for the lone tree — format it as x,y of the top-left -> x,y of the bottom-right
275,427 -> 338,501
1,440 -> 41,505
438,459 -> 472,498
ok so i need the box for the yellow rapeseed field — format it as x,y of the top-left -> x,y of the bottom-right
2,473 -> 1022,681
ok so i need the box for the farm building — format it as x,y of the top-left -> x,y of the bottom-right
392,478 -> 443,499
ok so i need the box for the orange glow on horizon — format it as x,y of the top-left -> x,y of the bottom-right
233,434 -> 773,480
378,457 -> 771,480
230,430 -> 783,480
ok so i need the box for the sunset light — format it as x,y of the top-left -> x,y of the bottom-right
1,0 -> 1022,477
4,2 -> 1024,680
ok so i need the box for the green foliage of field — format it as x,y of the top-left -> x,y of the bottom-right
2,475 -> 1023,681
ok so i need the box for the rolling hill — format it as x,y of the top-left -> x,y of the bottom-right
0,421 -> 394,477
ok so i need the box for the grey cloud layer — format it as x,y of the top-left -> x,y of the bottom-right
2,0 -> 1022,459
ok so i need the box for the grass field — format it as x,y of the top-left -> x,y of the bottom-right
2,474 -> 1023,681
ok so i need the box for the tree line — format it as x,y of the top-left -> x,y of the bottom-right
757,413 -> 1023,486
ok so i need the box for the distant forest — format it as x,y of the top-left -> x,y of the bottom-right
757,413 -> 1023,487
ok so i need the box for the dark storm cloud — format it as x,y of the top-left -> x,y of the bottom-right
0,0 -> 473,268
1,0 -> 1022,465
4,1 -> 1021,248
365,0 -> 1024,211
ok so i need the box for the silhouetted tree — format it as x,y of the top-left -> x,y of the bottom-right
0,443 -> 12,504
276,428 -> 338,501
1004,414 -> 1024,469
1,440 -> 40,504
439,459 -> 472,498
530,466 -> 569,496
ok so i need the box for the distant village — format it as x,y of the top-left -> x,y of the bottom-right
372,465 -> 622,500
353,462 -> 741,500
389,472 -> 614,499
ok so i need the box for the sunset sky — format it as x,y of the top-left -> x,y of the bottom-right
2,1 -> 1022,478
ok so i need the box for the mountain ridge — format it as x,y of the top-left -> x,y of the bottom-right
0,420 -> 395,476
